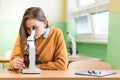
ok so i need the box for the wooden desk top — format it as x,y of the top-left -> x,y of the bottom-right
0,70 -> 120,80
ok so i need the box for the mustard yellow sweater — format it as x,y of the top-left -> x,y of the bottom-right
8,26 -> 68,70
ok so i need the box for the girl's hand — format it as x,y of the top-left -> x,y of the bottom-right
13,58 -> 24,69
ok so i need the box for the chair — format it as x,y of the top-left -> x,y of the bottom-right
0,51 -> 12,69
68,60 -> 112,70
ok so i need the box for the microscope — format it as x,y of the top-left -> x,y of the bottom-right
67,32 -> 79,59
22,29 -> 41,74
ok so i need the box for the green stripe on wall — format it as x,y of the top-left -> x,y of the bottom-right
107,12 -> 120,69
77,43 -> 107,61
0,20 -> 20,56
50,22 -> 69,48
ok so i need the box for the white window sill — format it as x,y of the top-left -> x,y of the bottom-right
76,39 -> 107,44
75,35 -> 108,44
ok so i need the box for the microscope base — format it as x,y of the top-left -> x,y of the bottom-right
22,67 -> 41,74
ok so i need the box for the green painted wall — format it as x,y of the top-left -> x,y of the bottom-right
0,20 -> 20,56
50,22 -> 68,46
76,43 -> 107,61
107,0 -> 120,69
0,20 -> 20,69
107,13 -> 120,69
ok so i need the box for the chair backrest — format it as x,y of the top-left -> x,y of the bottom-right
68,60 -> 112,70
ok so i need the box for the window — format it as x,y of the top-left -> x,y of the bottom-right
74,0 -> 109,44
75,11 -> 109,35
92,11 -> 109,35
75,14 -> 92,34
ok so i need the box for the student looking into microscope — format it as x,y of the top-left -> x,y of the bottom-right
8,7 -> 68,71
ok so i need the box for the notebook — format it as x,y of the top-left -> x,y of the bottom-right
75,70 -> 117,77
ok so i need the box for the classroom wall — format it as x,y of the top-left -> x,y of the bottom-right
107,0 -> 120,69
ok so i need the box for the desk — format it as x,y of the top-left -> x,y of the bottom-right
0,70 -> 120,80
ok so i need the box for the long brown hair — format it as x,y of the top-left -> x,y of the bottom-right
19,7 -> 48,52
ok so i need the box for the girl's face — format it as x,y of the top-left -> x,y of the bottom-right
25,19 -> 47,39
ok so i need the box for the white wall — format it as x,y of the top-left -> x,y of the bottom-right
0,0 -> 65,21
